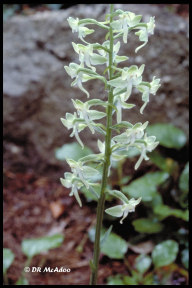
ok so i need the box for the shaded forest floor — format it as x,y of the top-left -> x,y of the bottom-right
3,169 -> 130,285
3,168 -> 188,285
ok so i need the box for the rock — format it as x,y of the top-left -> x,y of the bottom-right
3,4 -> 189,174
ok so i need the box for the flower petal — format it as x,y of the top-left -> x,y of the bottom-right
105,205 -> 124,217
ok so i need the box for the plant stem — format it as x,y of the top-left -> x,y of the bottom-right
90,4 -> 114,285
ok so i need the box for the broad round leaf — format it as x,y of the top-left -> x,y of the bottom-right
22,234 -> 64,258
101,232 -> 128,259
181,248 -> 189,269
107,274 -> 125,285
132,218 -> 164,234
135,254 -> 152,274
3,248 -> 14,275
88,227 -> 128,259
149,150 -> 178,175
179,162 -> 189,194
152,240 -> 179,268
55,142 -> 93,161
146,123 -> 187,149
122,172 -> 169,201
153,204 -> 189,221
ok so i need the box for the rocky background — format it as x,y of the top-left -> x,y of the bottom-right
3,4 -> 189,176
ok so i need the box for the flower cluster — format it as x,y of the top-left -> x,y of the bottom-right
60,7 -> 161,224
111,10 -> 155,52
61,99 -> 107,148
60,159 -> 100,207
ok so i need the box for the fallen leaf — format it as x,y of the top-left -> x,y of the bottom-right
129,241 -> 154,254
49,200 -> 65,219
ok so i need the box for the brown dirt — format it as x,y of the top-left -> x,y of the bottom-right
3,169 -> 129,285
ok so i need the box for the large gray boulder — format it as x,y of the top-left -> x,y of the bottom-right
3,4 -> 189,174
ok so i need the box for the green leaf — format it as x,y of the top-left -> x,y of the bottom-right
3,248 -> 14,275
88,227 -> 128,259
143,273 -> 155,285
151,193 -> 163,207
123,275 -> 138,285
106,274 -> 125,285
100,225 -> 113,247
107,274 -> 139,285
120,175 -> 131,185
178,162 -> 189,208
153,204 -> 189,221
22,234 -> 64,258
179,162 -> 189,194
102,232 -> 128,259
122,172 -> 169,202
55,142 -> 93,161
16,277 -> 29,285
152,240 -> 179,268
135,254 -> 152,274
132,218 -> 164,233
146,123 -> 187,149
149,150 -> 178,175
181,248 -> 189,269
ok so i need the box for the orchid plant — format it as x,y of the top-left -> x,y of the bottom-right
60,5 -> 160,285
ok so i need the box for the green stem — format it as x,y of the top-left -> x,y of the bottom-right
90,4 -> 114,285
21,257 -> 32,278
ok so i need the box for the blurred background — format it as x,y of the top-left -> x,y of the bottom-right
3,4 -> 189,285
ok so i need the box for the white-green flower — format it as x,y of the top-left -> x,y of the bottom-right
60,172 -> 84,207
67,17 -> 94,42
60,112 -> 86,148
113,92 -> 135,123
108,64 -> 145,99
134,133 -> 159,170
98,139 -> 130,177
105,196 -> 142,224
72,99 -> 106,134
72,43 -> 107,71
147,16 -> 155,34
135,16 -> 155,53
98,139 -> 126,163
137,76 -> 161,114
111,11 -> 142,43
150,76 -> 161,94
66,159 -> 99,188
113,121 -> 149,146
98,41 -> 128,65
64,62 -> 95,97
